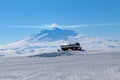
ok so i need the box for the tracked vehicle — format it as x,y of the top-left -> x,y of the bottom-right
58,42 -> 82,52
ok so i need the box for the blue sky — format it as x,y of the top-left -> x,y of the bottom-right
0,0 -> 120,45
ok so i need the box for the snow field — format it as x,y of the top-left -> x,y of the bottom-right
0,52 -> 120,80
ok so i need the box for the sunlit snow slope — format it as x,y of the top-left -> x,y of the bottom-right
0,26 -> 120,57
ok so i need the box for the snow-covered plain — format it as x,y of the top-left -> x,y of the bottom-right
0,27 -> 120,80
0,52 -> 120,80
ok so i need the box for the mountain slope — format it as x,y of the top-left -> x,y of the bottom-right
27,27 -> 78,41
0,27 -> 120,57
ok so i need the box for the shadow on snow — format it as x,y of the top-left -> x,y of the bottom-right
30,52 -> 74,57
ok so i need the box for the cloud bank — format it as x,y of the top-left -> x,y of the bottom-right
9,22 -> 120,29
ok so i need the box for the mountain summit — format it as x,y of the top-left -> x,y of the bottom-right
28,25 -> 78,42
50,23 -> 59,30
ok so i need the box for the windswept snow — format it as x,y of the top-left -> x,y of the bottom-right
0,52 -> 120,80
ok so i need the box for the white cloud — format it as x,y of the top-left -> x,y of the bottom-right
10,25 -> 49,29
50,23 -> 58,28
9,22 -> 120,29
61,22 -> 120,29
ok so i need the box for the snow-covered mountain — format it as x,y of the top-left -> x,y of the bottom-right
0,26 -> 120,57
27,27 -> 78,41
0,26 -> 120,79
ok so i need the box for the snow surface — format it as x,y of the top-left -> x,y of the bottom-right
0,27 -> 120,80
0,52 -> 120,80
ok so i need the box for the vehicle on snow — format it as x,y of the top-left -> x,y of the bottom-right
58,42 -> 83,52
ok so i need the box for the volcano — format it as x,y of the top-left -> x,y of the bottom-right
27,27 -> 78,42
0,24 -> 120,57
